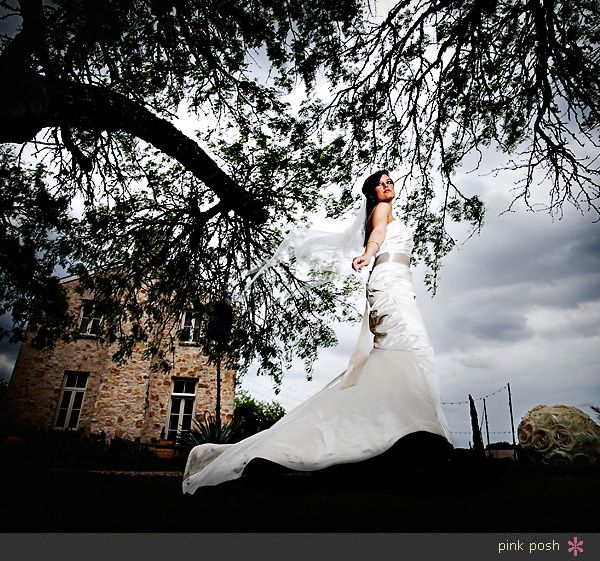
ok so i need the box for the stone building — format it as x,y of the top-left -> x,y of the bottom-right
2,276 -> 236,443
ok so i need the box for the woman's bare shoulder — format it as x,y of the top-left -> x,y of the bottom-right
367,202 -> 392,228
377,201 -> 393,213
370,202 -> 392,228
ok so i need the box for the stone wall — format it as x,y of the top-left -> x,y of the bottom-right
3,278 -> 236,443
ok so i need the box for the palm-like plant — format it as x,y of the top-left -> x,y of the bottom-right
176,413 -> 241,446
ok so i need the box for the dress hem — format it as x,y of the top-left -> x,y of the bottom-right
182,422 -> 451,494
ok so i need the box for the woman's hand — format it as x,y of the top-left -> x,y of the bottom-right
352,253 -> 371,272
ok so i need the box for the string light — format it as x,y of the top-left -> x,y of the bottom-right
441,383 -> 509,405
451,430 -> 514,435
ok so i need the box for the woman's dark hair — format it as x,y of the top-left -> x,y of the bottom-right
361,169 -> 390,246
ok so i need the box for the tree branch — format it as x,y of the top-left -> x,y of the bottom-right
0,68 -> 265,222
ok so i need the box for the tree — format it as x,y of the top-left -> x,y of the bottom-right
0,0 -> 364,379
0,148 -> 74,346
1,0 -> 357,218
233,388 -> 286,441
468,394 -> 485,458
1,0 -> 598,385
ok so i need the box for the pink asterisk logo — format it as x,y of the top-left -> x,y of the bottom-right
567,536 -> 584,557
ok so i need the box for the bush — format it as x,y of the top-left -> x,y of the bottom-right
176,390 -> 286,447
0,427 -> 185,470
232,389 -> 286,441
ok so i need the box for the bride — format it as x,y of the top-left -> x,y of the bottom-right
182,170 -> 453,493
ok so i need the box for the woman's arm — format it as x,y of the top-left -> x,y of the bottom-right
352,202 -> 391,272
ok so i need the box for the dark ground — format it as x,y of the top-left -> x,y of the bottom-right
1,433 -> 599,532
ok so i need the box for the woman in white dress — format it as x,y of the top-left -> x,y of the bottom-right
182,170 -> 453,493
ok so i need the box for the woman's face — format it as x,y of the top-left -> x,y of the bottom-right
373,174 -> 395,203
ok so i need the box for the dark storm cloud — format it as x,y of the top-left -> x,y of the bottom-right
449,311 -> 534,342
537,302 -> 600,339
417,182 -> 600,355
526,273 -> 600,310
445,212 -> 600,296
412,173 -> 600,440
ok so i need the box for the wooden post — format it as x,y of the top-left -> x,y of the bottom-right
507,382 -> 517,460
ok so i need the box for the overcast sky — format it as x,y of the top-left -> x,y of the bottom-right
238,154 -> 600,449
1,0 -> 598,450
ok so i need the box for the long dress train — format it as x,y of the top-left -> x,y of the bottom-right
182,220 -> 453,493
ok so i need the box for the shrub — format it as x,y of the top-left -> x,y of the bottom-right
0,427 -> 183,470
176,413 -> 241,446
232,389 -> 286,441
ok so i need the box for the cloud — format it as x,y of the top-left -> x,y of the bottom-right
529,301 -> 600,339
449,311 -> 534,343
451,353 -> 493,370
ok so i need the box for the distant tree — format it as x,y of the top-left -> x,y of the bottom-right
469,394 -> 485,458
233,388 -> 286,441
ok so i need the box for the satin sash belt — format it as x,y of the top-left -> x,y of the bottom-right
374,251 -> 410,268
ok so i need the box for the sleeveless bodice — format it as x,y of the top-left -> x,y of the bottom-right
377,219 -> 414,256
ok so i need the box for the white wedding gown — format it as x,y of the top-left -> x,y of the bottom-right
182,219 -> 453,493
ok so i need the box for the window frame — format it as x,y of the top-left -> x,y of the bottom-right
178,310 -> 202,345
53,371 -> 89,431
165,377 -> 198,441
77,299 -> 103,338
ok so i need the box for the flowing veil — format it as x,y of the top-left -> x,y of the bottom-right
241,197 -> 373,389
244,199 -> 369,289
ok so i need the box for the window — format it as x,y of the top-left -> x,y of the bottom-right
166,378 -> 197,440
78,300 -> 102,336
54,371 -> 88,430
179,311 -> 201,344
